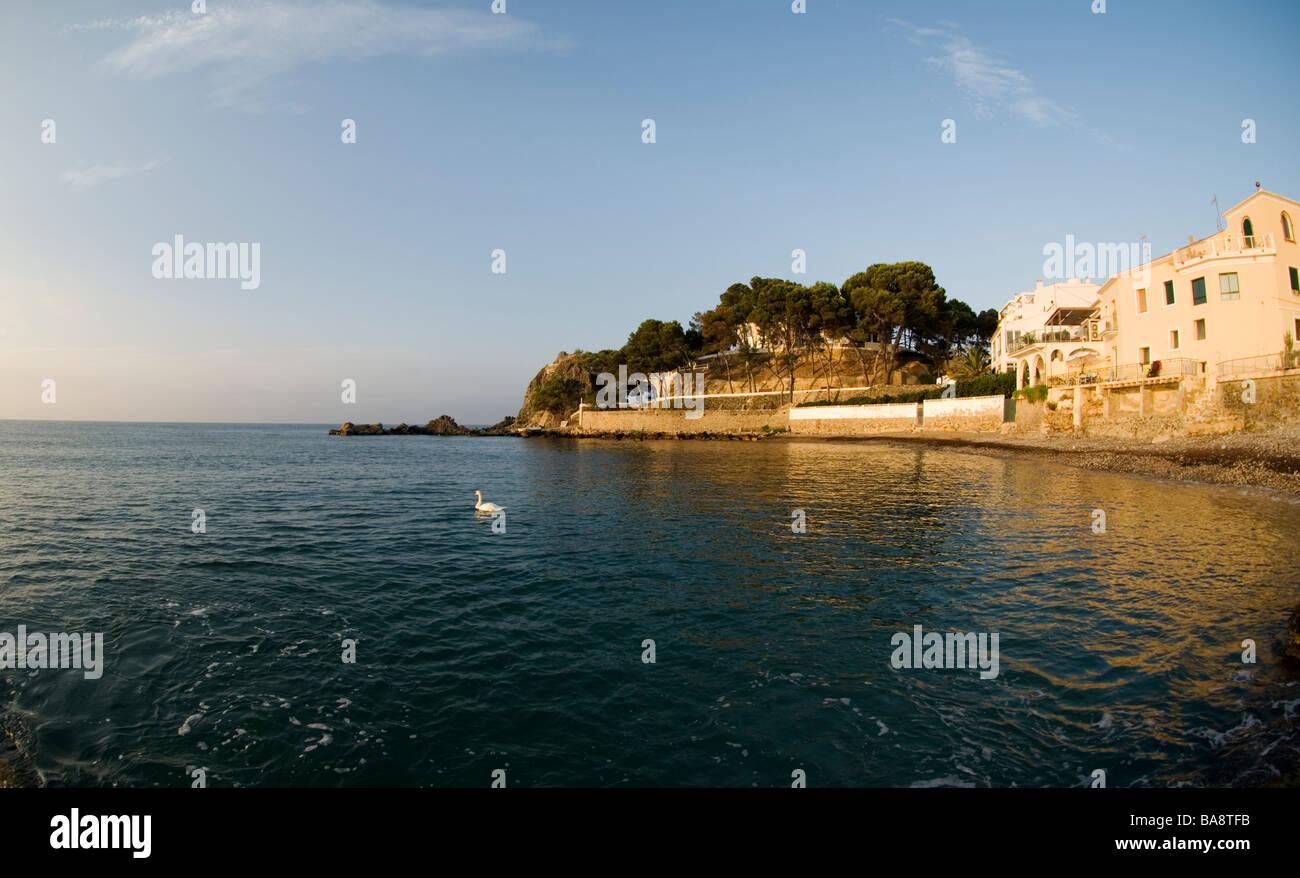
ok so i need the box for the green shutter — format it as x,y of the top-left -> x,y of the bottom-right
1164,280 -> 1175,304
1291,266 -> 1299,292
1192,277 -> 1207,305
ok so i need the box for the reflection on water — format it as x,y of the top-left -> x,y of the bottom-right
0,423 -> 1298,786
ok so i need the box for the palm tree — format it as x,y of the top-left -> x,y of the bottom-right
946,345 -> 991,381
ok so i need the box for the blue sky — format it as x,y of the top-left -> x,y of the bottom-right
2,0 -> 1297,423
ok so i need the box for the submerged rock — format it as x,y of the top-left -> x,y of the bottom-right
0,709 -> 42,788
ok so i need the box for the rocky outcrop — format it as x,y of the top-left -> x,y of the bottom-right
480,416 -> 518,435
515,351 -> 594,430
331,422 -> 385,436
424,415 -> 470,436
329,415 -> 517,437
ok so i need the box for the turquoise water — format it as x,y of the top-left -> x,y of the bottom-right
1,421 -> 1298,787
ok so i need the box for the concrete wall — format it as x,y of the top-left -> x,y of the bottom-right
787,401 -> 917,435
786,417 -> 917,435
789,402 -> 919,421
577,408 -> 782,434
921,395 -> 1007,430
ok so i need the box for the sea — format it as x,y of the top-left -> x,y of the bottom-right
0,420 -> 1297,787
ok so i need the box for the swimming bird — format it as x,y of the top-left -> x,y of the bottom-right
474,490 -> 506,513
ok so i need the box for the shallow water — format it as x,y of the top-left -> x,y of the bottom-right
1,421 -> 1297,787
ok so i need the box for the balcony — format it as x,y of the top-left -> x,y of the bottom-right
1051,357 -> 1201,387
1007,329 -> 1093,355
1218,350 -> 1300,378
1174,232 -> 1275,266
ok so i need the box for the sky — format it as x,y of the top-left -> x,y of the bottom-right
2,0 -> 1297,424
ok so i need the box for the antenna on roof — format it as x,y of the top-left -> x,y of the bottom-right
1211,194 -> 1224,232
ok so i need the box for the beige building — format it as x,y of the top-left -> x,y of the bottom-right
1097,189 -> 1300,382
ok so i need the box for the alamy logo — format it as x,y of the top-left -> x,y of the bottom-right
152,235 -> 261,290
50,809 -> 150,858
889,624 -> 1000,680
594,366 -> 706,419
0,626 -> 104,679
1042,236 -> 1151,283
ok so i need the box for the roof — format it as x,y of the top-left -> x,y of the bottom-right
1044,306 -> 1097,325
1222,189 -> 1300,217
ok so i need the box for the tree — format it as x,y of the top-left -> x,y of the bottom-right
734,338 -> 763,393
843,276 -> 903,384
719,281 -> 759,326
973,308 -> 999,345
806,281 -> 852,394
533,374 -> 584,415
843,262 -> 947,386
694,305 -> 739,392
750,278 -> 813,402
622,319 -> 689,374
946,345 -> 991,381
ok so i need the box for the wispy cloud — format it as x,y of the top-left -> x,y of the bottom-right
61,159 -> 163,189
90,0 -> 567,107
890,19 -> 1111,142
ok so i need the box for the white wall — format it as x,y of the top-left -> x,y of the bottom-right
789,402 -> 920,421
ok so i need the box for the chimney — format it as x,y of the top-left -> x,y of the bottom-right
1188,234 -> 1195,244
1036,280 -> 1043,289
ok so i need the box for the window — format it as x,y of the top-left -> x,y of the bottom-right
1295,318 -> 1300,341
1169,329 -> 1180,350
1192,277 -> 1207,305
1243,217 -> 1254,241
1219,272 -> 1240,300
1164,280 -> 1175,305
1139,346 -> 1151,364
1195,318 -> 1206,340
1285,212 -> 1295,243
1136,288 -> 1147,313
1291,266 -> 1299,293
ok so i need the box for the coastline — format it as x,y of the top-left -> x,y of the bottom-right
787,427 -> 1300,495
528,426 -> 1300,495
328,417 -> 1300,495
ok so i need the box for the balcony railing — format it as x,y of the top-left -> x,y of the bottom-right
1217,350 -> 1300,378
1175,232 -> 1275,264
1050,357 -> 1201,386
1007,330 -> 1093,355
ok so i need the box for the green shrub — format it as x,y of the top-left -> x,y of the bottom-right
957,370 -> 1017,399
533,374 -> 585,414
1013,385 -> 1049,404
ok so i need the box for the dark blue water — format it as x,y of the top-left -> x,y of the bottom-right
1,421 -> 1298,787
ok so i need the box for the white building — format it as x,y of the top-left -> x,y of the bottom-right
992,278 -> 1100,387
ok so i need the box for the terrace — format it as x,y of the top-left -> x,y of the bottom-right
1173,232 -> 1276,268
1050,357 -> 1202,388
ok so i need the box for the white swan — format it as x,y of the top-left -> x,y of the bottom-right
474,490 -> 506,513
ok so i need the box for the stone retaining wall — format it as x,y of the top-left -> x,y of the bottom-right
577,408 -> 783,434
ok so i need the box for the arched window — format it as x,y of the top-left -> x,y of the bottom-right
1242,217 -> 1255,245
1284,212 -> 1295,243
